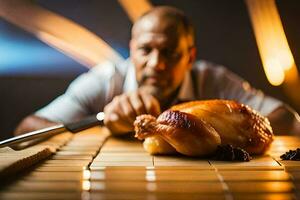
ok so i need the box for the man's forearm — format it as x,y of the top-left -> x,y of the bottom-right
14,115 -> 59,136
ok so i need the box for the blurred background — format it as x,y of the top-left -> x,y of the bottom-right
0,0 -> 299,139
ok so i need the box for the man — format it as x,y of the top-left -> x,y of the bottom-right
15,6 -> 300,136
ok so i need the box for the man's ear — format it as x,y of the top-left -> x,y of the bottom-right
187,47 -> 197,69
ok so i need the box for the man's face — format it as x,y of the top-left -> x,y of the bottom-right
130,16 -> 195,103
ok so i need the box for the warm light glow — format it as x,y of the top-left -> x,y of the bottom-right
83,170 -> 91,180
118,0 -> 152,22
0,1 -> 123,68
82,169 -> 91,191
145,169 -> 156,182
245,0 -> 298,86
264,58 -> 285,86
82,180 -> 91,191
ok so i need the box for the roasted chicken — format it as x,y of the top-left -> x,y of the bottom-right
134,100 -> 273,156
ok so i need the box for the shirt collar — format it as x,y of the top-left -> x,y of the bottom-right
123,61 -> 196,102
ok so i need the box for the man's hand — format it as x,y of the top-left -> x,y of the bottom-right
104,90 -> 161,135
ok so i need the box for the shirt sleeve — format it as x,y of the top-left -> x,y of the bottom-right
198,61 -> 282,116
35,61 -> 120,124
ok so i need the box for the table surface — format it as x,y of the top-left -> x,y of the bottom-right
1,126 -> 300,200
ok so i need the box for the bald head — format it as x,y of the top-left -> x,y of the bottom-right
132,6 -> 195,47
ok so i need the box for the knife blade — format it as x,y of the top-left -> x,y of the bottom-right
0,112 -> 105,149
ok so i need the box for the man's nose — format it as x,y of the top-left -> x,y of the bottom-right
147,50 -> 166,71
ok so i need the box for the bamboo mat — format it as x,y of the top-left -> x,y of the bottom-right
0,132 -> 73,178
0,126 -> 300,200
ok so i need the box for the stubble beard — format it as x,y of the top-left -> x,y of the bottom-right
139,84 -> 163,98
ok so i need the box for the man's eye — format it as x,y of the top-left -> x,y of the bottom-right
162,49 -> 181,59
139,47 -> 151,54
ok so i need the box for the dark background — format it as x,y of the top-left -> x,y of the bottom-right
0,0 -> 299,140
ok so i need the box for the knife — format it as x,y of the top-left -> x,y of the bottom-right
0,112 -> 105,149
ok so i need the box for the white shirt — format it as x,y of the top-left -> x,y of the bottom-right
36,59 -> 282,123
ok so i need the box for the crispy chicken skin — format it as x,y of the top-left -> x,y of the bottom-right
134,100 -> 273,156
